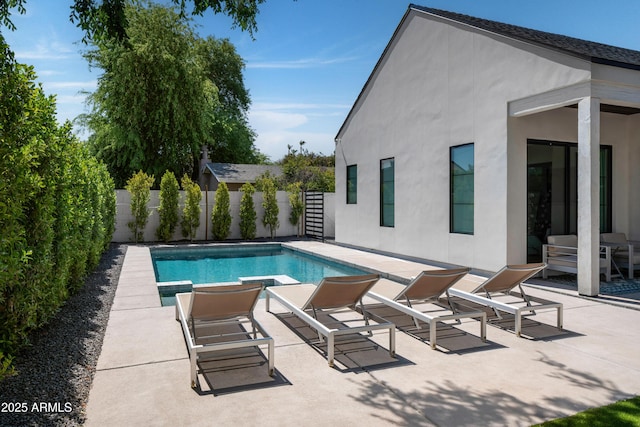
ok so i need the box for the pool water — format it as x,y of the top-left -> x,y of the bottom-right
152,244 -> 367,305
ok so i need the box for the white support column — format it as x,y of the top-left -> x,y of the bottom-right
577,97 -> 600,296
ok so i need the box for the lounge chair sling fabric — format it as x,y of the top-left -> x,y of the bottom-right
367,268 -> 487,349
396,268 -> 471,301
303,275 -> 378,310
472,263 -> 544,296
176,282 -> 274,390
266,274 -> 396,367
449,263 -> 563,337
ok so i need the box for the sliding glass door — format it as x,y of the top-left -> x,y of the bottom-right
526,140 -> 611,262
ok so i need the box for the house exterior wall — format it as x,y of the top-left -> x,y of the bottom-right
335,10 -> 596,272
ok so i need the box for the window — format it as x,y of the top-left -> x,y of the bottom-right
380,158 -> 394,227
526,140 -> 612,261
450,144 -> 474,234
346,165 -> 357,204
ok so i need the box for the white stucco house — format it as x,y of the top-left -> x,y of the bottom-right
334,4 -> 640,296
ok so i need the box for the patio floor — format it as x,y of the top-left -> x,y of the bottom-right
85,241 -> 640,426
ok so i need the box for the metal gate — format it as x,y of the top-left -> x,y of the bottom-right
304,191 -> 324,241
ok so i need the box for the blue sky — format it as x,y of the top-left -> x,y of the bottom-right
4,1 -> 640,161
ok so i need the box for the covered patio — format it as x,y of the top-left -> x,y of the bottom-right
509,77 -> 640,296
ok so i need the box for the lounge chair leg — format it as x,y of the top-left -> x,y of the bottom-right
268,339 -> 275,377
190,352 -> 199,390
557,307 -> 563,330
327,334 -> 335,367
430,321 -> 437,350
389,326 -> 396,357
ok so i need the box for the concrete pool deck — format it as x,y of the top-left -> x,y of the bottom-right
85,241 -> 640,426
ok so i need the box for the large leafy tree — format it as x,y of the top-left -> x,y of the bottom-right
83,3 -> 258,188
2,0 -> 264,43
197,37 -> 258,163
84,3 -> 209,187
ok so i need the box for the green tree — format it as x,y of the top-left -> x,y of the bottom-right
125,170 -> 154,243
239,182 -> 257,240
261,176 -> 279,239
278,140 -> 335,192
196,37 -> 259,163
157,170 -> 180,242
82,3 -> 260,188
84,4 -> 210,188
287,182 -> 304,237
181,174 -> 201,241
211,182 -> 232,240
0,36 -> 115,377
1,0 -> 265,44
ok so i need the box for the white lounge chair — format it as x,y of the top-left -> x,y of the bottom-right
449,263 -> 563,337
175,282 -> 274,390
366,268 -> 486,349
265,274 -> 396,367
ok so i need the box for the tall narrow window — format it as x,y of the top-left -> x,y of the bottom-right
380,158 -> 394,227
346,164 -> 357,204
450,144 -> 474,234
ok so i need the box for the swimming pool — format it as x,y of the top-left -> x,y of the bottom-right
152,244 -> 369,305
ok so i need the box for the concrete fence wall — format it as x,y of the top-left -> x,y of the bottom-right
113,190 -> 335,243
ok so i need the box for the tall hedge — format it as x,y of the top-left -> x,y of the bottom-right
0,37 -> 116,378
156,171 -> 180,242
211,182 -> 231,241
181,174 -> 201,241
239,183 -> 257,240
125,170 -> 154,243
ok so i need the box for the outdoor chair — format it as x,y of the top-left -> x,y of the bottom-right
265,274 -> 396,367
543,234 -> 613,281
448,263 -> 563,337
600,232 -> 640,279
366,268 -> 486,349
175,282 -> 274,390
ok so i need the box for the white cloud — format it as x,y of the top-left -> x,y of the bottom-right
14,41 -> 74,61
247,55 -> 358,69
249,109 -> 308,130
45,80 -> 97,90
248,103 -> 342,160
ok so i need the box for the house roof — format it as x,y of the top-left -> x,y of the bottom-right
335,5 -> 640,141
203,163 -> 282,184
411,4 -> 640,70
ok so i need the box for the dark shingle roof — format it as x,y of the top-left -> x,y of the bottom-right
411,4 -> 640,70
204,163 -> 282,183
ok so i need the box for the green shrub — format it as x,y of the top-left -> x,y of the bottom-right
125,171 -> 154,243
156,171 -> 180,242
287,182 -> 304,237
181,174 -> 201,241
261,177 -> 279,239
211,182 -> 232,240
0,38 -> 116,378
239,183 -> 257,240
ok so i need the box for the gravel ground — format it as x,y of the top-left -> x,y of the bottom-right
0,244 -> 126,427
